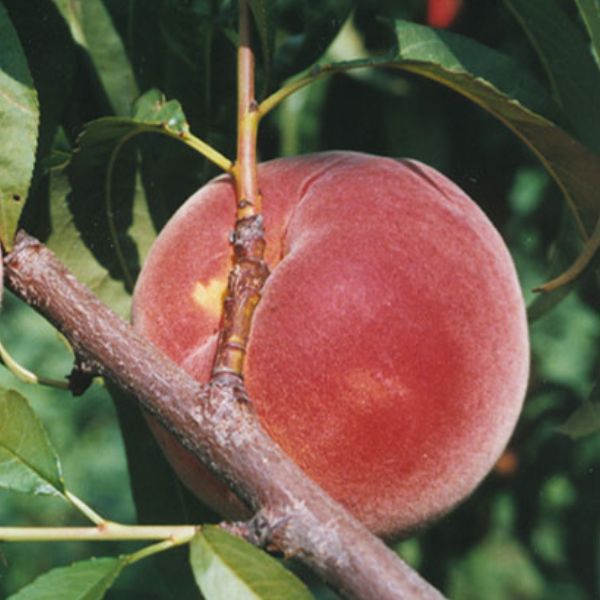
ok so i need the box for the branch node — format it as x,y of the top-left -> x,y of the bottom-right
209,372 -> 249,405
68,355 -> 99,396
221,509 -> 290,554
248,510 -> 273,548
211,366 -> 243,380
224,340 -> 247,353
238,198 -> 253,210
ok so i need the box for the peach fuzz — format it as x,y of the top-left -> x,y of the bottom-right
132,151 -> 529,538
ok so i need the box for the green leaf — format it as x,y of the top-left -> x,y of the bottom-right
105,0 -> 237,136
130,88 -> 190,133
45,168 -> 139,319
556,378 -> 600,438
249,0 -> 276,90
53,0 -> 138,116
190,527 -> 314,600
575,0 -> 600,69
0,245 -> 3,306
0,2 -> 39,250
384,19 -> 565,125
7,556 -> 126,600
556,402 -> 600,439
54,90 -> 202,314
274,0 -> 353,82
449,538 -> 545,599
104,0 -> 236,223
505,0 -> 600,153
0,388 -> 65,496
3,0 -> 76,191
534,216 -> 600,292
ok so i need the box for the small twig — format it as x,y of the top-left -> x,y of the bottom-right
175,129 -> 234,174
258,60 -> 385,118
0,524 -> 197,543
126,534 -> 196,565
0,337 -> 70,390
64,491 -> 106,526
234,0 -> 261,217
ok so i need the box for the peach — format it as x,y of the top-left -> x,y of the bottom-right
132,151 -> 529,538
427,0 -> 463,28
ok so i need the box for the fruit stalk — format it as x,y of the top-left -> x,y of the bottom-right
211,0 -> 269,381
4,232 -> 446,600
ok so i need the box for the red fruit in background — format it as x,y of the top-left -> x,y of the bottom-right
133,151 -> 529,538
427,0 -> 463,28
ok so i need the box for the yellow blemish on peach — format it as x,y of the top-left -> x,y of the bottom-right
192,276 -> 228,318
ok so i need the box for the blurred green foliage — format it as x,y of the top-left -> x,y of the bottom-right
1,0 -> 599,598
0,291 -> 135,593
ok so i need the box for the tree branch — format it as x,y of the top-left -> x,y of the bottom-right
4,231 -> 445,600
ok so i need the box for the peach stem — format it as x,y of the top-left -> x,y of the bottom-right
210,0 -> 269,381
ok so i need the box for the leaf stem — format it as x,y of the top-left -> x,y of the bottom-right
126,532 -> 196,565
64,491 -> 106,526
534,214 -> 600,292
259,72 -> 325,117
103,127 -> 234,293
105,130 -> 138,293
173,130 -> 234,174
0,337 -> 69,390
258,60 -> 380,118
0,524 -> 197,543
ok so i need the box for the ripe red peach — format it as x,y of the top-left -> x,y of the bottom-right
427,0 -> 463,28
132,151 -> 529,538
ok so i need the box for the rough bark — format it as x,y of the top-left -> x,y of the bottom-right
4,231 -> 445,600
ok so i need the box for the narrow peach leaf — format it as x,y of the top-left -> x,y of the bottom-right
505,0 -> 600,152
53,0 -> 138,116
59,89 -> 188,312
388,20 -> 600,235
248,0 -> 275,83
0,3 -> 39,249
575,0 -> 600,68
